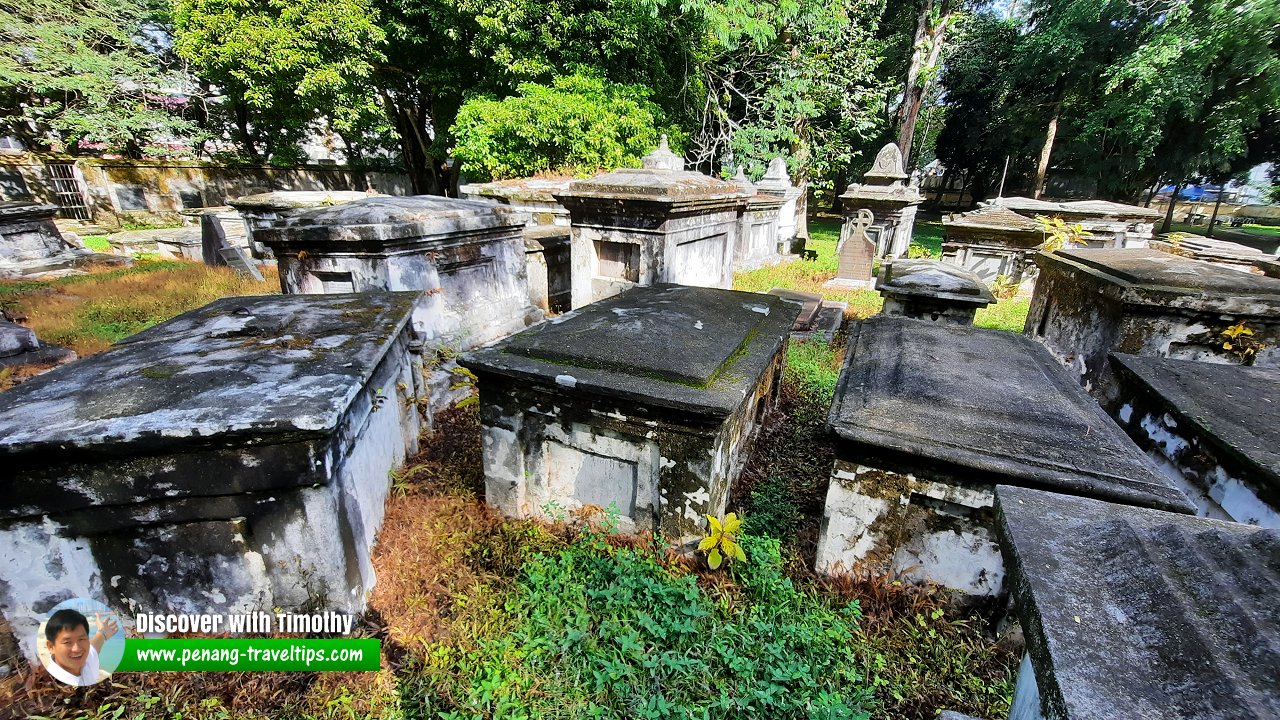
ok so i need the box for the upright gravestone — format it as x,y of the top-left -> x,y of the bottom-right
554,136 -> 749,308
825,209 -> 876,290
837,143 -> 923,259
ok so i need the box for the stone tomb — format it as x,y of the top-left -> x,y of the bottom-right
1109,353 -> 1279,528
815,316 -> 1192,597
254,196 -> 544,417
459,177 -> 574,314
875,259 -> 994,325
0,201 -> 125,279
755,157 -> 803,252
1025,248 -> 1280,403
731,169 -> 785,270
1148,233 -> 1275,273
229,190 -> 371,258
0,293 -> 423,662
837,143 -> 923,259
995,485 -> 1279,720
941,204 -> 1045,284
997,196 -> 1161,249
554,137 -> 749,308
460,284 -> 797,542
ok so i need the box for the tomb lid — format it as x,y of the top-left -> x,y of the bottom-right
766,287 -> 822,329
0,292 -> 420,459
944,205 -> 1043,234
460,284 -> 798,417
994,485 -> 1280,720
1049,248 -> 1280,296
460,176 -> 573,204
523,225 -> 570,251
996,196 -> 1163,221
1149,234 -> 1271,264
831,316 -> 1193,513
253,195 -> 528,246
557,168 -> 749,204
0,201 -> 58,221
1057,199 -> 1163,219
227,190 -> 372,212
1110,353 -> 1280,492
876,259 -> 996,306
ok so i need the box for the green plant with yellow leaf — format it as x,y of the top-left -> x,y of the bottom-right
1035,215 -> 1092,253
699,512 -> 747,569
1220,322 -> 1265,363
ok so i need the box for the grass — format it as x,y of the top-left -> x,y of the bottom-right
1240,223 -> 1280,237
81,234 -> 112,251
0,260 -> 279,359
735,216 -> 1030,333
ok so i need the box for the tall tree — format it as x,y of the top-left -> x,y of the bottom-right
0,0 -> 196,156
894,0 -> 963,167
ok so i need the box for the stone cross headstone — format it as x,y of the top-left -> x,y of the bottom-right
218,245 -> 265,281
826,209 -> 876,289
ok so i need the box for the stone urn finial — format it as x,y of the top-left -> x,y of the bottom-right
642,134 -> 684,171
733,167 -> 755,194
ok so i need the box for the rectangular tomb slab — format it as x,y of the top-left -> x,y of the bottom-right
1109,353 -> 1280,527
0,292 -> 424,663
460,284 -> 799,541
995,485 -> 1280,720
1026,248 -> 1280,404
815,315 -> 1192,597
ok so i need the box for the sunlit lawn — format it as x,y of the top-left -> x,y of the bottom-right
734,215 -> 1031,331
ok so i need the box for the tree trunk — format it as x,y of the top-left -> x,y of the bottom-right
1161,183 -> 1181,234
1207,191 -> 1224,238
232,101 -> 261,162
1033,98 -> 1062,199
1143,179 -> 1160,207
380,89 -> 442,195
896,0 -> 954,166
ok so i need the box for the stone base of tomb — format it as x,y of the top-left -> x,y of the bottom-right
823,276 -> 876,291
816,460 -> 1005,599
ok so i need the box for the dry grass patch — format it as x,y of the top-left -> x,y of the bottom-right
0,260 -> 278,358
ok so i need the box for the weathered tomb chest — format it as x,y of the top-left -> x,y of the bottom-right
815,315 -> 1192,597
0,293 -> 422,661
1109,353 -> 1279,528
1025,248 -> 1280,403
876,259 -> 995,325
554,139 -> 749,308
995,485 -> 1280,720
460,284 -> 798,541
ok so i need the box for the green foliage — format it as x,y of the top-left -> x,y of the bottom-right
172,0 -> 389,162
453,74 -> 669,179
698,512 -> 746,569
852,608 -> 1016,719
786,335 -> 843,401
421,530 -> 872,718
0,0 -> 196,155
